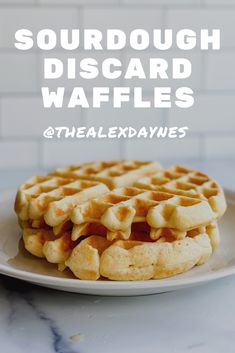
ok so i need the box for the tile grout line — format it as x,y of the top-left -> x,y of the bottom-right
1,89 -> 235,98
2,129 -> 235,141
199,134 -> 206,161
37,138 -> 43,170
0,97 -> 2,139
35,38 -> 43,169
2,46 -> 235,53
77,6 -> 86,129
200,51 -> 206,91
0,2 -> 234,9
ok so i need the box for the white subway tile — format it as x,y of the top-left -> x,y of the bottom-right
166,9 -> 235,48
42,139 -> 120,167
0,0 -> 35,3
205,136 -> 235,158
124,0 -> 201,3
125,137 -> 200,160
205,52 -> 235,90
85,101 -> 164,129
0,141 -> 38,168
205,0 -> 235,4
0,169 -> 45,191
40,0 -> 118,3
1,96 -> 82,137
0,53 -> 38,93
0,8 -> 79,49
168,95 -> 235,132
83,8 -> 163,34
124,51 -> 202,91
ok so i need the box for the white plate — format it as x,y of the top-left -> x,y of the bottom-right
0,189 -> 235,296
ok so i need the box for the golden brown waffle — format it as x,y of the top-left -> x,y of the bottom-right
23,227 -> 78,264
135,165 -> 226,218
15,160 -> 161,226
71,186 -> 218,241
15,161 -> 226,282
15,177 -> 108,224
49,160 -> 161,189
66,223 -> 219,280
22,222 -> 219,280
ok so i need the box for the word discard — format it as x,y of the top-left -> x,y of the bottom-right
15,29 -> 220,109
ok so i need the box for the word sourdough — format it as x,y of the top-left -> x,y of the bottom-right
15,29 -> 220,51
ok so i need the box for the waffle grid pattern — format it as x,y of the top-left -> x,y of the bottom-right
15,161 -> 227,281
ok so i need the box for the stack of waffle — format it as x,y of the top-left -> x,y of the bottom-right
14,161 -> 227,281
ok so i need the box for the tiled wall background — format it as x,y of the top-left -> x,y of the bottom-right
0,0 -> 235,173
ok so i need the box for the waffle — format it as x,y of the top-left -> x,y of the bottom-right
49,160 -> 161,189
66,223 -> 219,280
23,227 -> 78,264
15,160 -> 161,226
135,165 -> 226,219
71,186 -> 218,241
22,222 -> 219,280
15,178 -> 109,225
15,161 -> 226,281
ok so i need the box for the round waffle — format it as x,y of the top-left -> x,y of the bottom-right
66,223 -> 219,281
14,161 -> 226,281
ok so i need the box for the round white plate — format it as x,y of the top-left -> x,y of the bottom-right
0,189 -> 235,296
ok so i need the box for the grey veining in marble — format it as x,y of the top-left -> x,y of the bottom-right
1,277 -> 78,353
1,275 -> 235,353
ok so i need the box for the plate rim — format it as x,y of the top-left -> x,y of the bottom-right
0,188 -> 235,291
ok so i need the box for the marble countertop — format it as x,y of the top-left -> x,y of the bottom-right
1,159 -> 235,353
1,276 -> 235,353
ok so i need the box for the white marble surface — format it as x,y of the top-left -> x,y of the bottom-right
1,159 -> 235,353
1,276 -> 235,353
